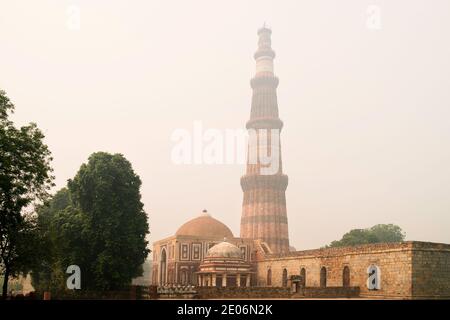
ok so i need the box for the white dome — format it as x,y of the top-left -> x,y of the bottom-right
207,241 -> 242,259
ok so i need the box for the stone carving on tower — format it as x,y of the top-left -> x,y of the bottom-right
240,26 -> 290,253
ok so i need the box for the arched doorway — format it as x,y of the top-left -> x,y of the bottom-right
320,267 -> 327,288
180,269 -> 188,284
227,275 -> 237,287
343,266 -> 350,287
282,269 -> 288,287
267,269 -> 272,286
159,248 -> 167,285
300,268 -> 306,287
216,275 -> 223,287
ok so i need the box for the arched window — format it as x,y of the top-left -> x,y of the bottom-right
343,266 -> 350,287
300,268 -> 306,287
160,248 -> 167,285
320,267 -> 327,288
267,269 -> 272,286
282,269 -> 288,287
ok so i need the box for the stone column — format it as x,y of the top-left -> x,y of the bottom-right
198,275 -> 201,286
209,274 -> 213,287
236,274 -> 241,287
223,274 -> 227,287
212,274 -> 217,287
246,274 -> 251,287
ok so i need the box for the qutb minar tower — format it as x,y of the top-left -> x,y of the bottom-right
240,26 -> 290,253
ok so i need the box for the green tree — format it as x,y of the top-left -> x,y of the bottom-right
328,224 -> 405,248
34,152 -> 150,292
0,90 -> 54,299
31,188 -> 76,294
370,224 -> 405,243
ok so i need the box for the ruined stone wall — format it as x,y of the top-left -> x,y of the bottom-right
195,287 -> 291,299
411,242 -> 450,299
256,241 -> 450,299
295,286 -> 360,298
256,242 -> 415,299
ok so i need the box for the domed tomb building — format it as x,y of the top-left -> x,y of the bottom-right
197,241 -> 253,287
151,210 -> 257,285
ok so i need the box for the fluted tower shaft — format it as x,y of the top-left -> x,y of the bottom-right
240,27 -> 290,253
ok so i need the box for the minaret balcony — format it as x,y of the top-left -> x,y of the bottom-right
254,49 -> 276,60
240,174 -> 288,191
246,117 -> 283,130
250,76 -> 279,89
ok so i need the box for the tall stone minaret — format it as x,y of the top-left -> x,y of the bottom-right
240,26 -> 290,253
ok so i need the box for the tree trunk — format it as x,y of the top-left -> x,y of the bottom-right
2,266 -> 10,300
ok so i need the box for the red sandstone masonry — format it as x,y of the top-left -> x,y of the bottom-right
240,27 -> 290,254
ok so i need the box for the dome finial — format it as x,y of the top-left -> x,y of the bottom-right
201,209 -> 211,217
175,212 -> 234,238
258,22 -> 271,34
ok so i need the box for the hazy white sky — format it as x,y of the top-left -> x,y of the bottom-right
1,0 -> 449,250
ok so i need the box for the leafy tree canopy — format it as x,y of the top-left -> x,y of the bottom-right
327,224 -> 405,248
33,152 -> 150,292
0,90 -> 54,298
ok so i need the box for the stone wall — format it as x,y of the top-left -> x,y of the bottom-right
257,242 -> 414,299
411,242 -> 450,299
256,242 -> 450,299
195,287 -> 291,299
294,286 -> 360,298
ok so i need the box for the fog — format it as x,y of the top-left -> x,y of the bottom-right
1,0 -> 449,249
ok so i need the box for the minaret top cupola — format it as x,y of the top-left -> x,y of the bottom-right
254,26 -> 276,76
